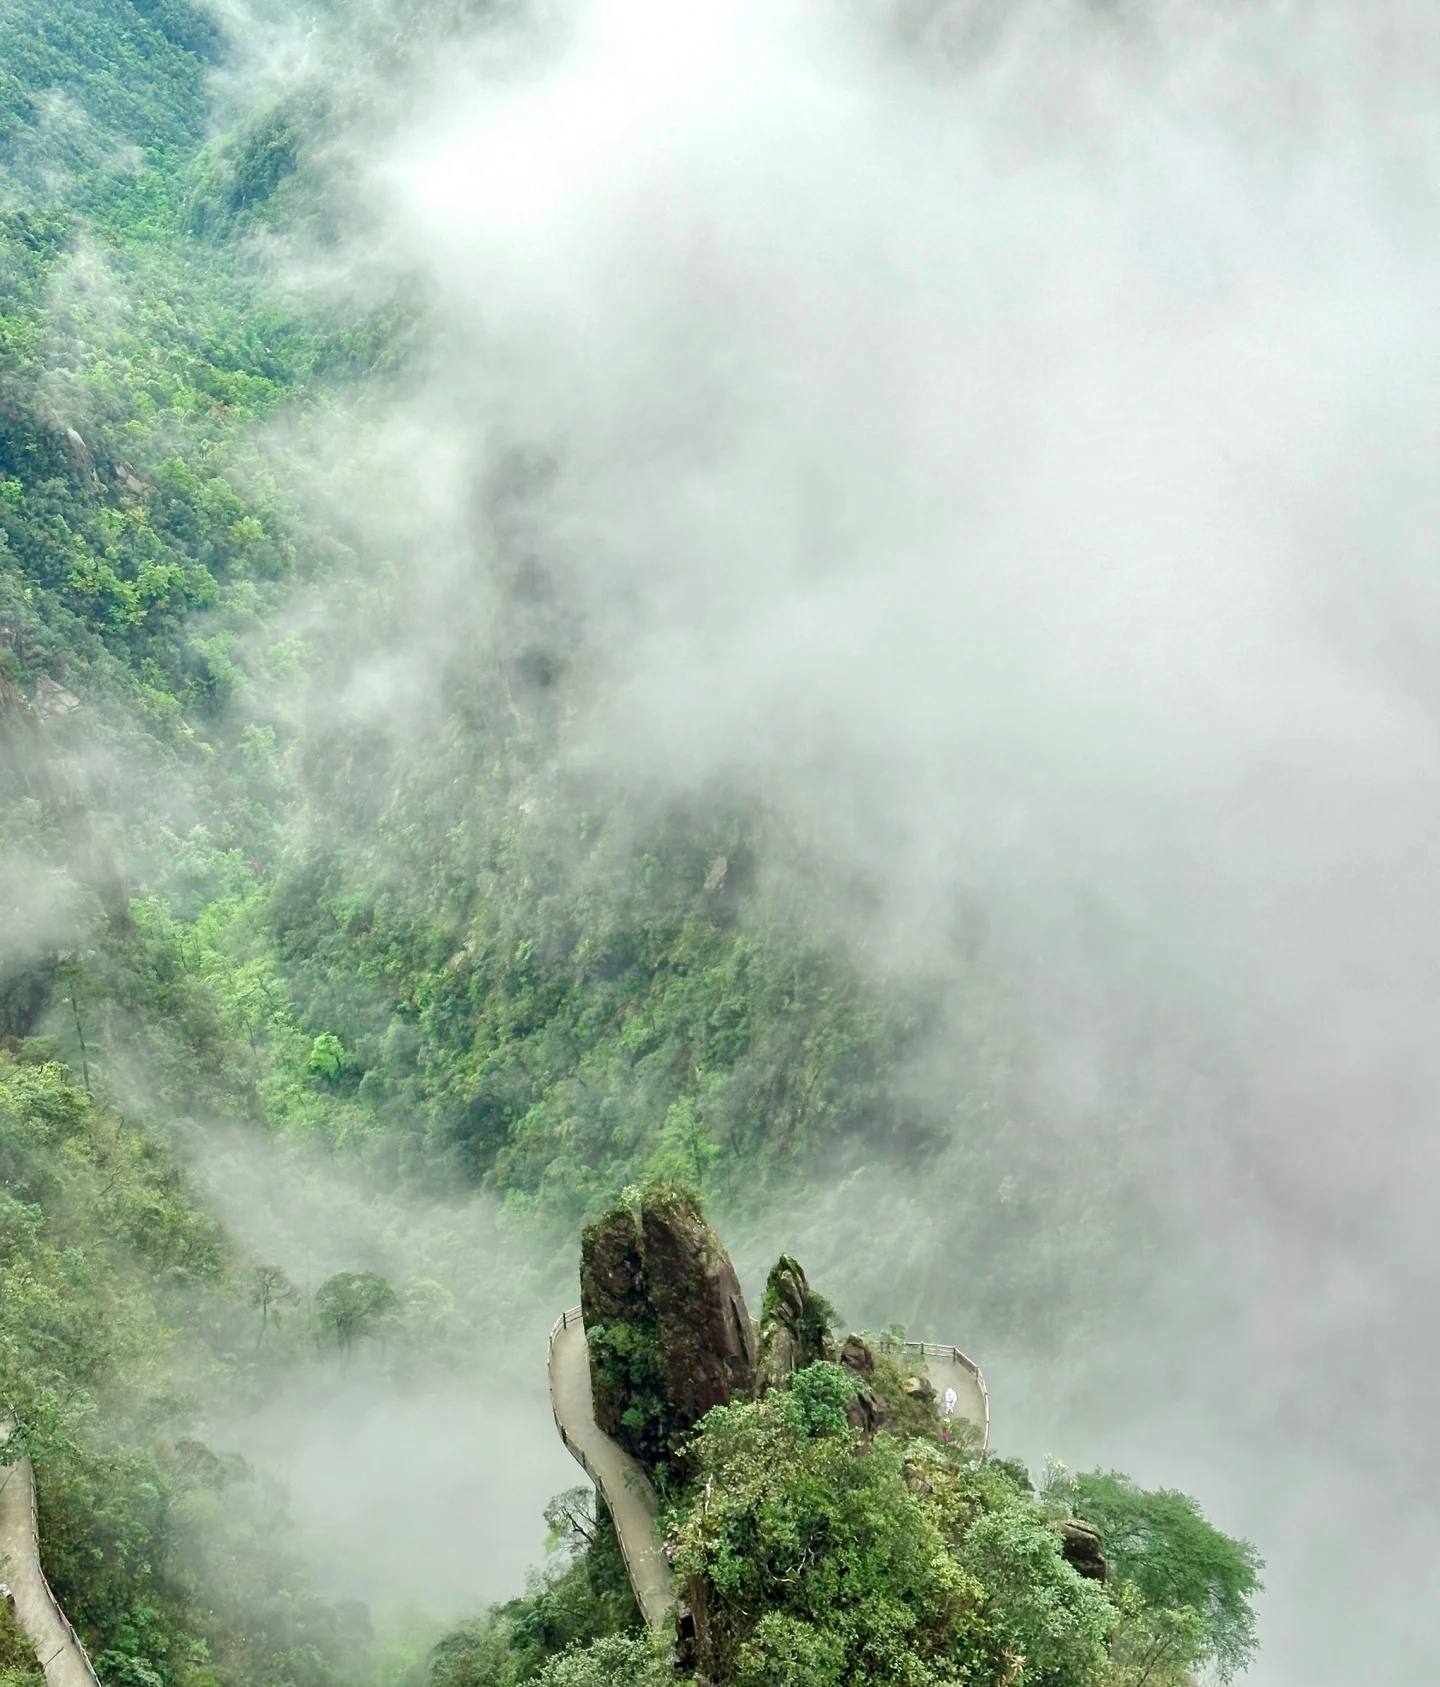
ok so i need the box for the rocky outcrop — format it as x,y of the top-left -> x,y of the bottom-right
33,675 -> 79,718
839,1334 -> 875,1376
580,1203 -> 649,1329
1059,1519 -> 1108,1582
838,1334 -> 889,1436
757,1255 -> 836,1393
642,1182 -> 756,1440
579,1181 -> 757,1477
901,1373 -> 936,1405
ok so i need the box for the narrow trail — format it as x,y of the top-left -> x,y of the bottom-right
0,1419 -> 100,1687
547,1310 -> 674,1627
547,1309 -> 989,1629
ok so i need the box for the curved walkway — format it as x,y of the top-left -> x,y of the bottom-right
0,1418 -> 101,1687
902,1340 -> 990,1450
547,1311 -> 674,1627
547,1310 -> 990,1630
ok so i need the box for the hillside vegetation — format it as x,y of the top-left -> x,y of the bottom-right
436,1184 -> 1260,1687
0,0 -> 1115,1347
0,1051 -> 368,1687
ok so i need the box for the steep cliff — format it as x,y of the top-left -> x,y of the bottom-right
640,1182 -> 756,1442
578,1181 -> 756,1479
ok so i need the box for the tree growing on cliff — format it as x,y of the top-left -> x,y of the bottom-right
1054,1469 -> 1263,1684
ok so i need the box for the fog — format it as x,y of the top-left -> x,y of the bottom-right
198,0 -> 1440,1679
183,1127 -> 578,1619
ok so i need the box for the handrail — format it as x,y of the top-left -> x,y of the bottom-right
547,1308 -> 665,1622
0,1415 -> 102,1687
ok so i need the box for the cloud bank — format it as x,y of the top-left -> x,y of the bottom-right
250,2 -> 1440,1677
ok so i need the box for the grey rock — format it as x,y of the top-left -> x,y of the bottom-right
839,1334 -> 877,1376
642,1183 -> 756,1439
845,1384 -> 889,1437
34,676 -> 79,718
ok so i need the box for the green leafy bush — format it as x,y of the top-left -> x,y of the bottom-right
671,1372 -> 1113,1687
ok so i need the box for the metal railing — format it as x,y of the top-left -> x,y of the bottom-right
890,1339 -> 992,1451
547,1308 -> 670,1626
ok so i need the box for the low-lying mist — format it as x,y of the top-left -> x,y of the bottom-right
186,1125 -> 578,1617
174,1 -> 1440,1680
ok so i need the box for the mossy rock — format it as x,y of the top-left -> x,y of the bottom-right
757,1253 -> 837,1393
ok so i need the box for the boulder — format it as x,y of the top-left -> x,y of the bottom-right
641,1182 -> 756,1438
1059,1519 -> 1108,1582
579,1183 -> 759,1477
836,1335 -> 888,1435
845,1384 -> 889,1436
839,1334 -> 877,1377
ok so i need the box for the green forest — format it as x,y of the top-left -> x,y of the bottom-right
0,5 -> 1263,1687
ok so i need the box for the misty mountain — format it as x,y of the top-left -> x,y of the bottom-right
3,2 -> 1440,1684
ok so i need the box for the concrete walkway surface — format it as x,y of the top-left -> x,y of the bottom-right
0,1417 -> 101,1687
905,1341 -> 991,1449
547,1311 -> 674,1628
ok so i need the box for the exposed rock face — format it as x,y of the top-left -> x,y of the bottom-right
1060,1519 -> 1108,1582
757,1255 -> 836,1393
642,1182 -> 756,1440
839,1334 -> 877,1377
580,1204 -> 648,1327
33,676 -> 79,718
579,1182 -> 757,1477
845,1383 -> 889,1437
838,1334 -> 888,1436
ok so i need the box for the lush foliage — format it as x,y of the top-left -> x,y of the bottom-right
0,0 -> 927,1240
0,0 -> 1111,1394
426,1492 -> 641,1687
445,1368 -> 1263,1687
0,8 -> 1264,1687
432,1199 -> 1261,1687
0,1597 -> 45,1687
672,1364 -> 1113,1687
314,1269 -> 400,1353
0,1051 -> 367,1687
1061,1470 -> 1263,1685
